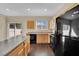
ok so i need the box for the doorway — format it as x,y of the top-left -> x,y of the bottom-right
8,23 -> 22,39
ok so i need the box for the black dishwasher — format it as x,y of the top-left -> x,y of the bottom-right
30,34 -> 36,44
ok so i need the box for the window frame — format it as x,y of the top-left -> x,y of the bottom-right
36,19 -> 48,30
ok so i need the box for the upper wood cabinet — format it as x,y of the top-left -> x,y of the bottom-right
27,20 -> 35,29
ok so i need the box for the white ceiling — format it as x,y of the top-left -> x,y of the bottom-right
0,3 -> 70,16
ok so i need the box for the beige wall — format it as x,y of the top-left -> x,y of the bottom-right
49,17 -> 56,33
6,16 -> 52,39
0,16 -> 7,41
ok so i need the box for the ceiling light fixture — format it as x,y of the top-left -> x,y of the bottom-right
44,9 -> 47,12
71,14 -> 74,17
5,8 -> 9,11
27,8 -> 31,11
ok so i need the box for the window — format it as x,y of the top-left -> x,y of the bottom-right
9,23 -> 22,38
15,23 -> 22,36
37,20 -> 48,30
16,23 -> 21,29
10,23 -> 15,29
9,23 -> 15,38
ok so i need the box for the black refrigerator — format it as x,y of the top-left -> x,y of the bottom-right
52,17 -> 71,56
52,5 -> 79,56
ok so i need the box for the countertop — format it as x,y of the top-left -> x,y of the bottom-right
0,35 -> 25,56
27,31 -> 53,34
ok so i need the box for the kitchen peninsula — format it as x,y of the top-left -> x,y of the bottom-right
0,35 -> 30,56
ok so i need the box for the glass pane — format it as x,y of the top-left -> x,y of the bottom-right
9,23 -> 15,38
15,23 -> 22,36
10,23 -> 15,29
16,23 -> 21,29
37,20 -> 48,29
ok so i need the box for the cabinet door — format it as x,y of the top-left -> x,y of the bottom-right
8,43 -> 23,56
24,40 -> 30,55
17,49 -> 25,56
37,34 -> 43,43
27,20 -> 35,29
37,34 -> 49,43
44,34 -> 49,43
24,43 -> 28,55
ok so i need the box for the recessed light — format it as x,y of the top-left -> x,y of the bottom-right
71,14 -> 74,17
26,8 -> 31,11
5,8 -> 9,11
44,9 -> 47,11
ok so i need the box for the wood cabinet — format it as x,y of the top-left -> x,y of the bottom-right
24,39 -> 30,56
8,39 -> 30,56
8,43 -> 25,56
17,48 -> 24,56
37,34 -> 50,44
27,20 -> 35,29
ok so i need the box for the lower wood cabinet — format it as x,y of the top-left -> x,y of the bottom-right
24,40 -> 30,56
37,34 -> 50,44
8,43 -> 24,56
8,40 -> 30,56
17,48 -> 24,56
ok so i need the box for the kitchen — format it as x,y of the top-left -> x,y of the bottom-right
0,3 -> 78,56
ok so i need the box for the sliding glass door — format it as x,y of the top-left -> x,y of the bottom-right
9,23 -> 22,38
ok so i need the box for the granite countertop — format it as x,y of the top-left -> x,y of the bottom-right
27,31 -> 53,34
0,35 -> 26,56
27,30 -> 53,34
